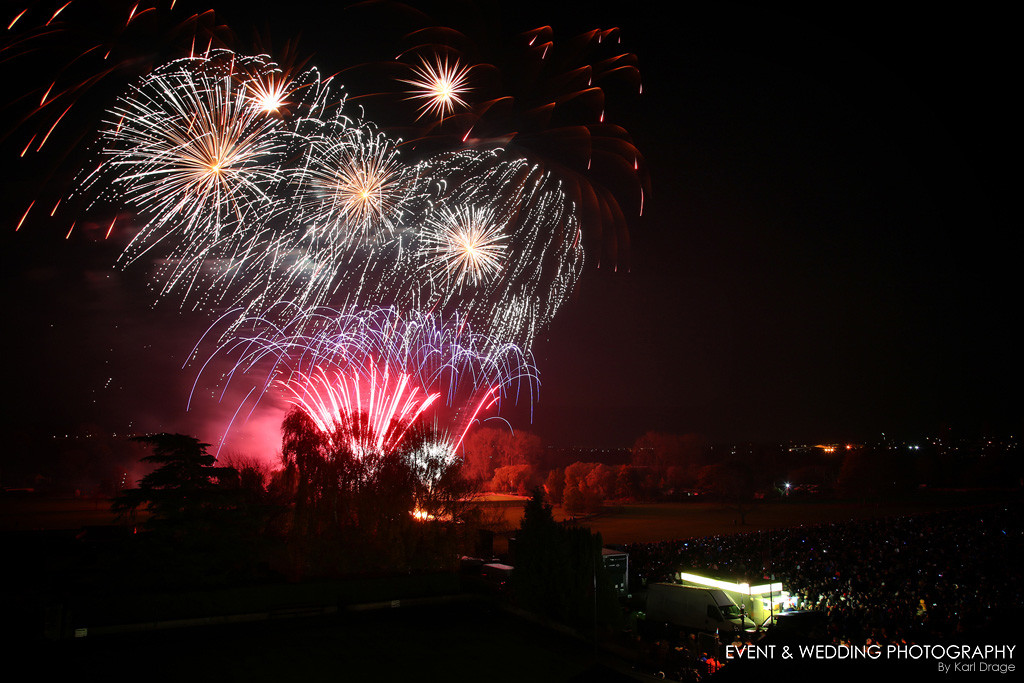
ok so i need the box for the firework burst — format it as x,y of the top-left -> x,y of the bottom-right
283,364 -> 440,458
401,54 -> 472,121
289,115 -> 416,247
334,4 -> 649,271
79,52 -> 292,299
194,305 -> 537,457
422,204 -> 508,288
45,41 -> 588,349
402,149 -> 584,347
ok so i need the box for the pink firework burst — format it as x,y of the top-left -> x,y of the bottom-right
282,364 -> 440,458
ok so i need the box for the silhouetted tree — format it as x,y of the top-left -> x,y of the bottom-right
614,465 -> 645,500
279,407 -> 478,574
489,463 -> 537,494
111,433 -> 283,586
563,462 -> 607,513
112,433 -> 237,534
513,490 -> 622,632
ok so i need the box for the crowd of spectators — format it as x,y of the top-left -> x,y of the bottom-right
624,503 -> 1021,646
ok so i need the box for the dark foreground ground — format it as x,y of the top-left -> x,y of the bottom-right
24,599 -> 646,683
5,492 -> 1020,682
24,595 -> 1012,683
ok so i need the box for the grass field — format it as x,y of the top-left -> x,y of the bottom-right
2,489 -> 1012,543
473,489 -> 1015,545
0,495 -> 123,531
564,498 -> 979,544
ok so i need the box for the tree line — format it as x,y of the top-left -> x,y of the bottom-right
463,427 -> 1021,514
109,418 -> 1021,587
112,410 -> 484,584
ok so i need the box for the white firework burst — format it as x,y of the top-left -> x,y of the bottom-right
399,149 -> 584,348
423,205 -> 508,288
401,55 -> 472,121
291,119 -> 414,246
83,52 -> 293,303
101,58 -> 286,238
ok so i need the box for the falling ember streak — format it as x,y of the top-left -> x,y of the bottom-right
46,1 -> 73,26
65,221 -> 76,239
129,6 -> 156,25
8,9 -> 27,29
20,135 -> 37,157
216,386 -> 258,458
105,215 -> 117,239
451,385 -> 502,451
16,201 -> 34,231
37,103 -> 75,151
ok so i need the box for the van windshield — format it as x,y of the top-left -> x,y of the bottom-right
720,604 -> 742,619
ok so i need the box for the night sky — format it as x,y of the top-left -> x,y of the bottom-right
2,0 -> 1016,457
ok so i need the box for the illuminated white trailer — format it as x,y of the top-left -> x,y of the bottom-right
677,572 -> 793,627
646,583 -> 757,633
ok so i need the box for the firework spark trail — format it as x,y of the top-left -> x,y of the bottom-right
1,1 -> 234,234
194,305 -> 538,458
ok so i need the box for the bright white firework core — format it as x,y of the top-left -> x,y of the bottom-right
402,55 -> 471,121
424,205 -> 508,287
